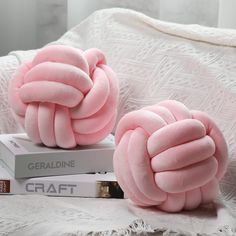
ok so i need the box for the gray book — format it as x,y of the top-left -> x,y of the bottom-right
0,161 -> 123,198
0,133 -> 115,179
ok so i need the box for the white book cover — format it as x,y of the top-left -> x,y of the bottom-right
0,161 -> 123,198
0,133 -> 115,178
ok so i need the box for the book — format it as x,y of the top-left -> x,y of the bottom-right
0,133 -> 115,178
0,162 -> 123,198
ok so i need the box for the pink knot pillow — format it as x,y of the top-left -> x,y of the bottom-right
114,100 -> 228,212
8,45 -> 119,148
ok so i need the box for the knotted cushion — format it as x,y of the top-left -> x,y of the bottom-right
8,45 -> 119,148
114,100 -> 228,212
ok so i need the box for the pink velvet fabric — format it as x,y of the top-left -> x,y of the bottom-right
114,100 -> 228,212
8,45 -> 119,148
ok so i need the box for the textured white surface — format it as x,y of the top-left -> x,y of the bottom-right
1,8 -> 236,235
0,55 -> 22,133
0,195 -> 235,236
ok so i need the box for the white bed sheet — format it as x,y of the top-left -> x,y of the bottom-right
0,195 -> 235,236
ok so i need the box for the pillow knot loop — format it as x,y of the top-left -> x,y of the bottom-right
114,100 -> 228,212
9,45 -> 119,148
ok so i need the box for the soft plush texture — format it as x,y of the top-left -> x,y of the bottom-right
8,45 -> 119,148
1,8 -> 236,235
114,100 -> 228,212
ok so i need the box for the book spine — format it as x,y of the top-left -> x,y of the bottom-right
0,134 -> 115,178
14,149 -> 114,178
0,178 -> 124,198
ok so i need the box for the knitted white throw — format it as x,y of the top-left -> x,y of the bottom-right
1,8 -> 236,236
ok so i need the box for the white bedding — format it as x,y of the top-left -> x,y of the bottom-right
1,8 -> 236,235
0,195 -> 235,236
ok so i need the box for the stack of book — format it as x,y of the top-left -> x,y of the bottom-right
0,133 -> 123,199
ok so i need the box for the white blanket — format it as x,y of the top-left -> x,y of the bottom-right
1,8 -> 236,235
0,195 -> 235,236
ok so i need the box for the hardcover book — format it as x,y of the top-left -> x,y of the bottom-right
0,133 -> 115,178
0,162 -> 123,198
